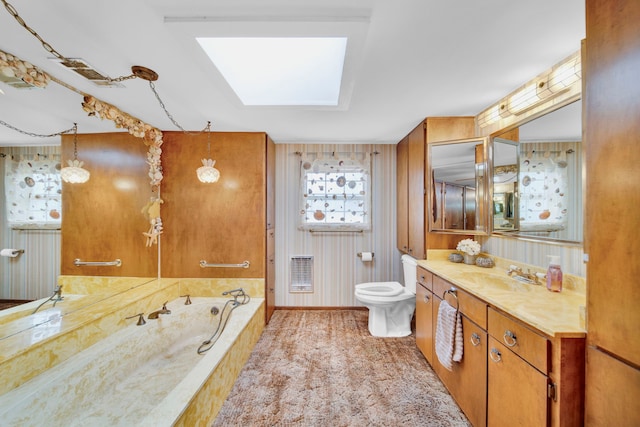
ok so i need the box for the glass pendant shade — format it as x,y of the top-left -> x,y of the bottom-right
197,158 -> 220,183
61,159 -> 90,183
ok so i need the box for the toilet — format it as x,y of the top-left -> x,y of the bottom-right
355,254 -> 418,337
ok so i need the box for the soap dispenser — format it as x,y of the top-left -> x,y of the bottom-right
546,255 -> 563,292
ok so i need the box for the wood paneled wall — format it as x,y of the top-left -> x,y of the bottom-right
61,133 -> 157,277
160,132 -> 268,278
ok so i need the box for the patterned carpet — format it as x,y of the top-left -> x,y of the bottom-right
212,309 -> 470,427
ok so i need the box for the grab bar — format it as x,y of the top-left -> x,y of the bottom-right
74,258 -> 122,267
200,260 -> 250,269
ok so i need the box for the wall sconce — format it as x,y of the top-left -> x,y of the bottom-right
61,124 -> 90,183
196,121 -> 220,183
477,50 -> 581,128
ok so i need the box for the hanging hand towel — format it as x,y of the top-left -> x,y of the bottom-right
435,299 -> 464,371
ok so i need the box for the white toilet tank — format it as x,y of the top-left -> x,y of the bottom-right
401,254 -> 418,294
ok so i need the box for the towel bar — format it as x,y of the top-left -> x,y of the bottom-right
199,260 -> 250,269
74,258 -> 122,267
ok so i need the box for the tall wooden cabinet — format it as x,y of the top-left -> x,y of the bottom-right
584,1 -> 640,425
396,117 -> 475,258
396,126 -> 425,258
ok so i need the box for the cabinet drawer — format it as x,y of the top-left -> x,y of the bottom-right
488,307 -> 549,374
417,267 -> 433,292
433,275 -> 487,329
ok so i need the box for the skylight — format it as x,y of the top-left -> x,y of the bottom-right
196,37 -> 347,106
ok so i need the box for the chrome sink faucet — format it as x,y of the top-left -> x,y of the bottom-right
507,265 -> 543,285
148,301 -> 171,319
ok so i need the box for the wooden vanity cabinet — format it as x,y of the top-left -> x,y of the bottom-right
415,267 -> 434,364
432,275 -> 488,427
487,308 -> 550,427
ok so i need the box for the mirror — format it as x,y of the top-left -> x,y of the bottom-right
0,136 -> 159,341
491,100 -> 582,243
428,138 -> 489,235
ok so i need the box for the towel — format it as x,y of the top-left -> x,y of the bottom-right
435,299 -> 464,371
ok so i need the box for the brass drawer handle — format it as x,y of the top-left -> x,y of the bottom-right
503,330 -> 517,347
470,332 -> 481,347
490,348 -> 502,363
423,293 -> 430,303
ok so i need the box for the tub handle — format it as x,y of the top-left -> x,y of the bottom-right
181,294 -> 192,305
125,313 -> 146,326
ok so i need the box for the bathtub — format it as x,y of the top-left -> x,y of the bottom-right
0,296 -> 264,426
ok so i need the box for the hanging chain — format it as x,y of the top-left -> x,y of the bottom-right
2,0 -> 65,62
148,81 -> 212,135
206,120 -> 212,157
148,81 -> 186,132
72,123 -> 79,160
0,119 -> 76,138
2,0 -> 137,82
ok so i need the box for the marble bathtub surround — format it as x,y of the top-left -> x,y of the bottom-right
423,250 -> 586,338
0,297 -> 265,426
0,276 -> 264,395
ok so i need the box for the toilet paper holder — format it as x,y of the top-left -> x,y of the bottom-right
357,252 -> 374,258
1,249 -> 24,257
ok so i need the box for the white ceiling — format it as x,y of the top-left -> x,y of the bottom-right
0,0 -> 585,147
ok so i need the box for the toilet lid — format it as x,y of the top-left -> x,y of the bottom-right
355,281 -> 404,297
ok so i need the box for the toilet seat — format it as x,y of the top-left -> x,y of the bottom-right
354,288 -> 415,304
355,281 -> 404,297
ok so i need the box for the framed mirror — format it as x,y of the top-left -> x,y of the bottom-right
428,137 -> 489,235
490,99 -> 582,244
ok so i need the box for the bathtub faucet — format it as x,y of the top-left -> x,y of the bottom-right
31,285 -> 64,315
222,288 -> 250,306
148,301 -> 171,319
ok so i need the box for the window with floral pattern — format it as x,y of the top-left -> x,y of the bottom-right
299,155 -> 371,231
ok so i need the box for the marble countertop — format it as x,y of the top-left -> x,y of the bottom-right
418,252 -> 586,338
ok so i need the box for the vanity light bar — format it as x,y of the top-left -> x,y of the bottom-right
477,50 -> 581,128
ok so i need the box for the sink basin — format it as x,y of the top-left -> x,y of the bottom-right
456,272 -> 536,292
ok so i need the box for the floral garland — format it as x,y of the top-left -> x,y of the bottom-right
81,95 -> 164,246
0,49 -> 50,88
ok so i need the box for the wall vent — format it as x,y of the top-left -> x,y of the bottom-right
290,255 -> 313,293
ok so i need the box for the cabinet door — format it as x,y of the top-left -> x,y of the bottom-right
265,228 -> 275,323
416,282 -> 433,364
465,186 -> 476,230
443,183 -> 464,230
396,136 -> 409,253
434,297 -> 488,427
407,124 -> 425,258
488,337 -> 548,427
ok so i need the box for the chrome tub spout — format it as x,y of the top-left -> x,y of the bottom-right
148,302 -> 171,319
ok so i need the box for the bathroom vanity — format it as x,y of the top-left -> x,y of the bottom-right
417,252 -> 586,427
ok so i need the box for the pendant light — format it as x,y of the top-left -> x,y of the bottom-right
196,121 -> 220,183
60,123 -> 90,183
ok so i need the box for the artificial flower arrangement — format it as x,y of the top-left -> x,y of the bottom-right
456,238 -> 481,256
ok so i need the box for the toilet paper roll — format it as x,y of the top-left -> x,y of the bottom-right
1,249 -> 21,258
360,252 -> 373,262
